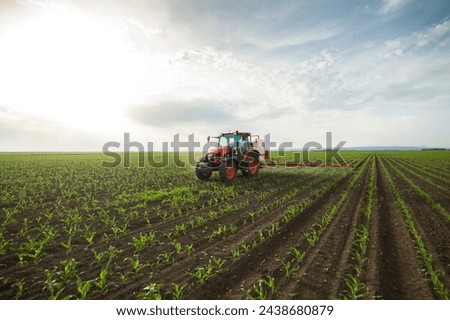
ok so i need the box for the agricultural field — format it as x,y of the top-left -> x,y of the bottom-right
0,151 -> 449,300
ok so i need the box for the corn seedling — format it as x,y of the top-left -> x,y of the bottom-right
44,269 -> 64,300
0,237 -> 9,256
60,238 -> 73,252
304,230 -> 319,246
164,231 -> 173,241
174,223 -> 187,236
211,256 -> 226,270
231,248 -> 241,261
258,230 -> 265,243
290,248 -> 305,264
131,232 -> 155,253
18,218 -> 29,238
341,275 -> 367,300
267,223 -> 279,237
171,283 -> 188,300
189,265 -> 214,284
39,224 -> 57,244
208,224 -> 228,241
95,265 -> 109,292
173,241 -> 183,255
60,258 -> 77,281
92,249 -> 105,265
111,223 -> 129,237
262,276 -> 277,295
13,278 -> 25,300
106,245 -> 123,264
84,230 -> 96,246
126,255 -> 144,276
138,283 -> 163,300
244,286 -> 266,300
240,243 -> 250,252
157,252 -> 173,265
243,280 -> 268,300
119,272 -> 127,284
76,276 -> 93,300
185,243 -> 194,256
281,260 -> 293,277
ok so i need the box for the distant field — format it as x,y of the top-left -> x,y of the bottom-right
0,151 -> 449,299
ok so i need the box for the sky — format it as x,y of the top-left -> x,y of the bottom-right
0,0 -> 449,151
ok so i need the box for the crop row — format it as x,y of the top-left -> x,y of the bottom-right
383,158 -> 450,221
379,158 -> 449,299
339,154 -> 376,299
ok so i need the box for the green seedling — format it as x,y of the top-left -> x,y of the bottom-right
342,275 -> 367,300
211,256 -> 226,269
157,252 -> 173,265
138,283 -> 163,300
185,244 -> 194,256
231,248 -> 241,261
171,283 -> 188,300
126,255 -> 144,276
173,241 -> 183,255
92,249 -> 105,265
60,258 -> 77,281
291,248 -> 305,263
189,265 -> 214,284
44,269 -> 64,300
76,276 -> 93,300
13,278 -> 25,300
95,266 -> 109,291
281,260 -> 293,277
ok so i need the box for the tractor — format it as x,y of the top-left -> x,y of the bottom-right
195,131 -> 267,183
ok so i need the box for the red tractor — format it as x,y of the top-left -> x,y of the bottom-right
195,131 -> 267,183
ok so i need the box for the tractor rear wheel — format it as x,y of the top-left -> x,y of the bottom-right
219,160 -> 237,183
242,151 -> 260,177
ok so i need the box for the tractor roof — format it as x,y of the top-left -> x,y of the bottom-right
220,131 -> 251,137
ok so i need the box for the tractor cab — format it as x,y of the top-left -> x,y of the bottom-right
217,132 -> 251,154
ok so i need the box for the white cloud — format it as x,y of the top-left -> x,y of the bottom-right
416,20 -> 450,46
243,27 -> 342,51
383,20 -> 450,57
378,0 -> 410,15
125,17 -> 162,37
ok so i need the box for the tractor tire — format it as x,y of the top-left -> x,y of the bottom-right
242,151 -> 260,177
219,160 -> 237,183
196,168 -> 212,181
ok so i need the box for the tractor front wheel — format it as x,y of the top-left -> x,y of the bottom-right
219,160 -> 237,183
196,168 -> 212,181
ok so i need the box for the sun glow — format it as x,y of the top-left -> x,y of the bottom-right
0,6 -> 141,129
